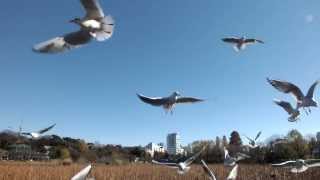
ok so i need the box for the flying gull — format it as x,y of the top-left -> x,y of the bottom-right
21,124 -> 56,139
273,99 -> 300,122
33,0 -> 114,53
272,159 -> 320,173
267,78 -> 319,114
244,131 -> 262,148
137,91 -> 204,114
71,164 -> 94,180
222,36 -> 264,52
151,147 -> 205,174
223,147 -> 250,167
200,159 -> 239,180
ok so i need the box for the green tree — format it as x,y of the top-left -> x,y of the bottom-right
59,147 -> 70,159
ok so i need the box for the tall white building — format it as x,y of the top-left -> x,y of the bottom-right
167,133 -> 184,155
145,143 -> 165,157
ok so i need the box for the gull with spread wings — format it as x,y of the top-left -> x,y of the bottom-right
21,124 -> 56,139
272,159 -> 320,173
137,91 -> 204,114
222,36 -> 264,52
267,78 -> 319,114
223,147 -> 250,167
273,99 -> 300,122
152,147 -> 205,174
244,131 -> 262,148
201,159 -> 239,180
33,0 -> 114,53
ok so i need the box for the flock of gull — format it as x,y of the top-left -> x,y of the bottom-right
20,0 -> 320,179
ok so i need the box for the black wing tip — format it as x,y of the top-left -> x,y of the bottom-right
136,93 -> 145,99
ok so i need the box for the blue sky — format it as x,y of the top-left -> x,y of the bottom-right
0,0 -> 320,146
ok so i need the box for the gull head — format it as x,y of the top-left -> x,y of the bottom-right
173,91 -> 181,97
177,164 -> 190,174
178,162 -> 187,170
70,18 -> 82,24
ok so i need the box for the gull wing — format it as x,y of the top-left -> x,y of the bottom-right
176,97 -> 204,104
267,78 -> 304,102
184,146 -> 205,166
21,132 -> 31,136
306,80 -> 319,99
244,38 -> 264,44
137,94 -> 167,106
274,100 -> 295,115
272,161 -> 296,167
33,30 -> 92,54
235,153 -> 250,161
71,164 -> 92,180
245,135 -> 254,143
227,164 -> 239,180
92,15 -> 115,42
255,131 -> 262,141
224,147 -> 230,159
222,37 -> 240,44
305,159 -> 320,164
200,160 -> 217,180
38,124 -> 56,134
307,162 -> 320,168
151,160 -> 178,168
80,0 -> 105,19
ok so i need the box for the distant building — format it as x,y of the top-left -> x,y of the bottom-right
0,149 -> 8,160
316,132 -> 320,142
145,143 -> 165,157
8,144 -> 49,161
167,133 -> 184,155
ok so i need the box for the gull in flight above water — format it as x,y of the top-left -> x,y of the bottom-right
272,159 -> 320,173
244,131 -> 262,148
222,36 -> 264,52
273,99 -> 300,122
267,78 -> 319,114
21,124 -> 56,139
71,164 -> 94,180
200,159 -> 239,180
33,0 -> 114,53
137,91 -> 204,114
223,147 -> 250,167
152,147 -> 205,174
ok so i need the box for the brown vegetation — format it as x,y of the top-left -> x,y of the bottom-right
0,162 -> 319,180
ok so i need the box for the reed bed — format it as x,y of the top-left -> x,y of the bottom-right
0,162 -> 319,180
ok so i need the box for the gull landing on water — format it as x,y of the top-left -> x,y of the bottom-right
151,147 -> 205,174
21,124 -> 56,139
267,78 -> 319,115
222,36 -> 264,52
71,164 -> 94,180
273,99 -> 300,122
137,92 -> 204,114
200,160 -> 239,180
272,159 -> 320,173
33,0 -> 114,53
